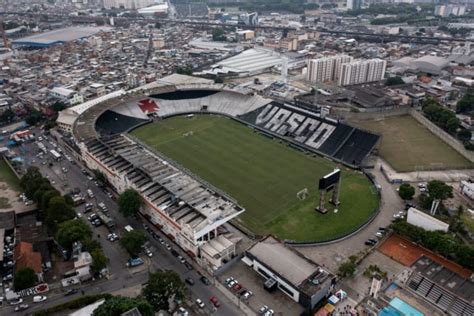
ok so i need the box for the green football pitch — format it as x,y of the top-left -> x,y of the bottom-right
131,115 -> 379,242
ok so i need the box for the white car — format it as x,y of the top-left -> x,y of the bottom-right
33,295 -> 47,303
196,298 -> 205,308
144,248 -> 153,257
375,232 -> 384,238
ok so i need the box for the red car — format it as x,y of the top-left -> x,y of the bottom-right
210,296 -> 220,308
233,283 -> 242,291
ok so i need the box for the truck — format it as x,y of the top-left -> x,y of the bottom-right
97,211 -> 115,230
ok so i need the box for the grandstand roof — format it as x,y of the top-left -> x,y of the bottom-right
13,26 -> 111,47
211,48 -> 285,74
157,74 -> 214,85
70,90 -> 126,116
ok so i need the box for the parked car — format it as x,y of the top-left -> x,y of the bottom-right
241,290 -> 253,300
107,233 -> 119,242
264,309 -> 275,316
64,289 -> 78,296
33,296 -> 47,303
209,296 -> 220,308
259,305 -> 269,314
375,232 -> 384,238
184,262 -> 193,271
144,248 -> 153,257
196,298 -> 205,308
185,277 -> 194,286
200,276 -> 210,285
9,298 -> 23,305
127,257 -> 144,267
14,304 -> 29,312
177,307 -> 188,316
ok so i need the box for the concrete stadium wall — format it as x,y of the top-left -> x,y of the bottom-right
332,106 -> 412,121
410,110 -> 474,163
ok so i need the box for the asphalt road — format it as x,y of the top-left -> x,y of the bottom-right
3,130 -> 241,316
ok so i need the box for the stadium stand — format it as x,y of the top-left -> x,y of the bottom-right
239,102 -> 379,167
95,110 -> 149,136
150,90 -> 218,100
406,256 -> 474,316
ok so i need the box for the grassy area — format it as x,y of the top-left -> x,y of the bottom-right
0,159 -> 20,192
461,213 -> 474,234
351,115 -> 473,172
131,115 -> 379,242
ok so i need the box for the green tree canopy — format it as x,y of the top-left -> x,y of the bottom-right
25,109 -> 44,126
14,267 -> 37,291
456,90 -> 474,113
93,169 -> 107,187
0,108 -> 15,124
45,196 -> 76,232
398,183 -> 415,200
118,189 -> 142,217
120,230 -> 147,256
427,180 -> 453,201
458,128 -> 472,142
212,27 -> 226,41
142,270 -> 186,311
385,76 -> 405,86
337,258 -> 357,278
90,248 -> 108,274
56,219 -> 92,250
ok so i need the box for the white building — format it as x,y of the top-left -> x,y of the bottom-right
435,5 -> 466,17
49,87 -> 84,106
407,207 -> 449,232
102,0 -> 154,9
338,59 -> 386,86
460,181 -> 474,200
244,236 -> 334,309
307,55 -> 353,83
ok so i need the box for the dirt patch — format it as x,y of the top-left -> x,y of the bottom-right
378,234 -> 471,278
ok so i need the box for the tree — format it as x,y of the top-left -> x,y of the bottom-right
176,66 -> 192,75
39,189 -> 60,210
427,180 -> 453,201
93,296 -> 154,316
385,76 -> 405,86
51,101 -> 66,112
45,196 -> 76,233
25,109 -> 43,126
91,248 -> 108,274
398,183 -> 415,200
118,189 -> 142,217
337,260 -> 357,278
456,91 -> 474,113
92,169 -> 107,187
458,128 -> 472,142
14,268 -> 37,291
212,27 -> 226,41
56,219 -> 92,250
0,108 -> 15,124
120,230 -> 147,256
142,270 -> 186,312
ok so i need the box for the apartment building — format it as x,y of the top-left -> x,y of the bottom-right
338,59 -> 386,86
307,55 -> 353,83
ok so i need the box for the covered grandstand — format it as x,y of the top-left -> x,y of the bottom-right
239,102 -> 380,166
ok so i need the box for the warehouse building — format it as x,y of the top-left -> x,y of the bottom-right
244,236 -> 335,309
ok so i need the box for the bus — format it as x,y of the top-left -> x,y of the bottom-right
50,149 -> 62,161
37,142 -> 47,154
97,211 -> 115,230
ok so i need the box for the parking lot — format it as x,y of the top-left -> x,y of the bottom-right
218,260 -> 304,316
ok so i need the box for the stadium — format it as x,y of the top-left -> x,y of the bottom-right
60,74 -> 380,266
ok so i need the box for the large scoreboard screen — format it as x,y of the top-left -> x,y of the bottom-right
318,169 -> 341,190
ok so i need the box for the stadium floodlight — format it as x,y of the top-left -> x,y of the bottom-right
316,168 -> 341,214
